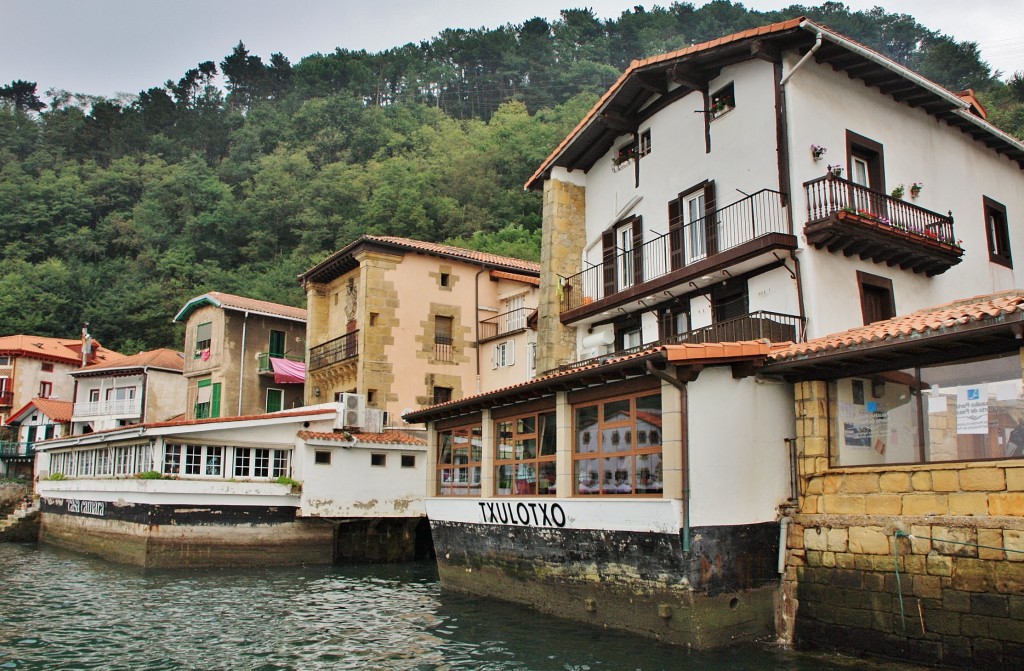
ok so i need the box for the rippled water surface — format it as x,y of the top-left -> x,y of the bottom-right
0,543 -> 932,671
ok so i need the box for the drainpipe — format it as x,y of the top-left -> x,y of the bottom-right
475,267 -> 487,394
778,515 -> 793,574
646,360 -> 691,552
238,311 -> 249,416
779,31 -> 823,87
140,366 -> 150,424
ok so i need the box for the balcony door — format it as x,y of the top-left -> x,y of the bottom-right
846,131 -> 886,215
669,180 -> 716,269
269,330 -> 286,358
602,216 -> 642,298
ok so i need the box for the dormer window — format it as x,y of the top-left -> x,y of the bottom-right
710,82 -> 735,119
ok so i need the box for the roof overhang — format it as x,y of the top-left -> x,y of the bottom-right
173,295 -> 306,324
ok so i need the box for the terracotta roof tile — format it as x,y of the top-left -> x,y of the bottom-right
75,348 -> 184,374
364,236 -> 541,273
7,397 -> 74,424
0,335 -> 121,365
174,292 -> 306,323
489,269 -> 540,286
771,290 -> 1024,362
298,430 -> 426,446
143,407 -> 334,430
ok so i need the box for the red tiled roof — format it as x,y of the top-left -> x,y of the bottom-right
7,397 -> 74,425
0,335 -> 121,365
956,89 -> 987,120
770,291 -> 1024,362
174,292 -> 307,324
144,407 -> 334,430
298,430 -> 426,446
490,269 -> 541,286
364,236 -> 541,273
75,348 -> 184,374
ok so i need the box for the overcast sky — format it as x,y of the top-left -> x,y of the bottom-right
1,1 -> 1021,100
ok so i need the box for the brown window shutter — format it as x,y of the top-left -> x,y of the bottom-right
602,230 -> 616,298
632,217 -> 644,285
703,180 -> 717,256
668,198 -> 682,270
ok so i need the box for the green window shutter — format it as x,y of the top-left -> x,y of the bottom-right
269,330 -> 286,357
211,383 -> 222,418
266,389 -> 283,413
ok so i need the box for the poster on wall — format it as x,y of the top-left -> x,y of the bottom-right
957,385 -> 989,435
840,402 -> 887,450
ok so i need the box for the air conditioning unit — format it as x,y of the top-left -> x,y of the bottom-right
335,393 -> 366,429
363,408 -> 385,434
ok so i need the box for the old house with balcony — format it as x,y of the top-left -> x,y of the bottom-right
3,397 -> 72,478
405,17 -> 1024,658
300,236 -> 540,431
69,348 -> 186,434
174,292 -> 307,420
0,334 -> 121,426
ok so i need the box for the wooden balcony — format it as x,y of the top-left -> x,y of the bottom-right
803,174 -> 963,276
479,307 -> 531,343
560,189 -> 794,322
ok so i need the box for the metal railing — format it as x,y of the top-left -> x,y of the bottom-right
479,307 -> 531,342
804,173 -> 955,245
257,352 -> 305,373
560,189 -> 789,313
434,336 -> 454,362
555,311 -> 805,372
309,331 -> 359,371
0,442 -> 35,458
72,398 -> 142,418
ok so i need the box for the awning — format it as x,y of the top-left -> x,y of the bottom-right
270,357 -> 306,384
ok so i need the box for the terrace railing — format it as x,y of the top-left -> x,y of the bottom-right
479,307 -> 531,342
309,331 -> 359,371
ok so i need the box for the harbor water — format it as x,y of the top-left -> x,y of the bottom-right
0,543 -> 933,671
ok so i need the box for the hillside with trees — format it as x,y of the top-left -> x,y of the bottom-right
1,1 -> 1021,353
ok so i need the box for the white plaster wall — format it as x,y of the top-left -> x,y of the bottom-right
36,478 -> 297,507
686,368 -> 793,527
580,59 -> 782,277
786,54 -> 1024,337
145,369 -> 188,423
748,266 -> 801,317
297,443 -> 427,518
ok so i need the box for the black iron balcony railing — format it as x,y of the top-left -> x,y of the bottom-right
804,173 -> 955,244
257,352 -> 305,374
434,335 -> 454,362
560,189 -> 789,314
479,307 -> 531,342
555,310 -> 805,373
0,441 -> 35,459
308,331 -> 359,371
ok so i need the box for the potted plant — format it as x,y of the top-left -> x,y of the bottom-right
811,144 -> 827,161
827,164 -> 843,178
891,184 -> 905,200
910,182 -> 923,198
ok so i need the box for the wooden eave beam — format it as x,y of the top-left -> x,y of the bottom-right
600,111 -> 636,133
677,364 -> 703,383
669,64 -> 708,91
634,72 -> 668,94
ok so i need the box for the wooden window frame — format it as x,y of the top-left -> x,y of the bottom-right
436,423 -> 482,497
494,411 -> 557,497
984,196 -> 1012,268
857,271 -> 896,325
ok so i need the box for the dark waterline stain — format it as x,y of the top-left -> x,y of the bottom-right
0,543 -> 933,671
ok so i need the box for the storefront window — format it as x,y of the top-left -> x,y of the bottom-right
832,352 -> 1024,465
495,412 -> 556,496
573,392 -> 662,496
437,425 -> 482,496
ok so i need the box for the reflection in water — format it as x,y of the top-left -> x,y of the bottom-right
0,544 -> 930,671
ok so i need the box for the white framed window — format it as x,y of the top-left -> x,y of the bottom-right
617,224 -> 634,290
623,329 -> 642,349
527,342 -> 537,375
233,447 -> 290,479
493,340 -> 515,368
685,191 -> 706,264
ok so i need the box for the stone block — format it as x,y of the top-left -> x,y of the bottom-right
951,558 -> 996,592
1005,530 -> 1024,562
978,528 -> 1006,560
855,555 -> 896,572
921,606 -> 961,635
972,593 -> 1010,618
1010,595 -> 1024,620
845,473 -> 880,494
927,554 -> 953,577
806,550 -> 822,567
836,553 -> 856,569
804,477 -> 823,495
987,617 -> 1024,644
990,492 -> 1024,516
903,555 -> 926,575
930,469 -> 960,492
800,495 -> 821,514
826,528 -> 849,552
849,526 -> 890,555
865,494 -> 902,515
804,528 -> 827,551
902,494 -> 948,516
960,614 -> 991,638
960,468 -> 1007,492
911,471 -> 933,491
833,605 -> 873,630
910,525 -> 933,554
931,527 -> 978,558
823,475 -> 842,495
803,436 -> 828,457
862,572 -> 885,591
914,574 -> 943,599
943,589 -> 972,613
949,492 -> 990,516
871,608 -> 895,633
879,472 -> 911,493
1006,467 -> 1024,491
826,495 -> 866,515
995,561 -> 1024,594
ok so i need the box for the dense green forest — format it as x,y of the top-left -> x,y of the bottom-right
1,1 -> 1022,353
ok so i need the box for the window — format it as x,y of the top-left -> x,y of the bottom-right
440,272 -> 450,288
195,322 -> 212,357
401,454 -> 416,468
495,411 -> 557,496
41,363 -> 54,372
266,388 -> 284,413
504,294 -> 527,331
0,356 -> 9,365
603,216 -> 642,296
269,330 -> 286,358
527,342 -> 538,375
660,305 -> 690,341
846,131 -> 886,214
573,392 -> 663,496
437,424 -> 482,496
984,196 -> 1011,267
88,389 -> 100,402
857,271 -> 895,325
433,386 -> 453,405
195,380 -> 221,419
371,453 -> 386,467
710,82 -> 735,119
712,281 -> 749,323
617,222 -> 635,290
39,381 -> 52,398
315,450 -> 332,465
163,445 -> 182,475
370,312 -> 379,327
832,352 -> 1024,466
638,129 -> 651,157
434,315 -> 454,362
106,386 -> 136,402
492,341 -> 515,368
232,447 -> 290,479
176,444 -> 223,476
668,181 -> 716,269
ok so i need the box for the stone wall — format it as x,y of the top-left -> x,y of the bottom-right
536,177 -> 585,374
783,380 -> 1024,669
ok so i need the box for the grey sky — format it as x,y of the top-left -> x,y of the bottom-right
1,1 -> 1021,100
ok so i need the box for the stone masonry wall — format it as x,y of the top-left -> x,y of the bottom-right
782,380 -> 1024,669
537,177 -> 586,374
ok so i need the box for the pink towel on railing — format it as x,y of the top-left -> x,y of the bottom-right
270,357 -> 306,384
